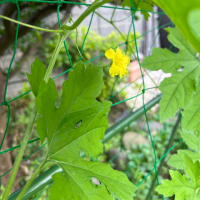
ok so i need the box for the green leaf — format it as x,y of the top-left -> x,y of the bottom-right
159,66 -> 198,121
49,161 -> 135,200
49,171 -> 113,200
181,131 -> 200,152
188,9 -> 200,40
36,62 -> 109,152
27,58 -> 46,96
179,131 -> 200,163
158,131 -> 200,199
166,28 -> 196,57
33,62 -> 135,199
142,28 -> 197,74
182,93 -> 200,131
153,0 -> 200,52
142,48 -> 181,73
156,170 -> 197,200
168,131 -> 200,167
168,149 -> 200,169
142,27 -> 200,121
168,151 -> 185,170
183,155 -> 200,186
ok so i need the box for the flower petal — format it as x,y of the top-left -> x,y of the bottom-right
116,48 -> 123,56
105,48 -> 115,59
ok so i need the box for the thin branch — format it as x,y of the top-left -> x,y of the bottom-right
0,15 -> 63,33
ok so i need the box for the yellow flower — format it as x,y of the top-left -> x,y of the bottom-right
105,48 -> 130,78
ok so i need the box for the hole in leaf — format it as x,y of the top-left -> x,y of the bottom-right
91,177 -> 101,186
80,151 -> 85,158
75,120 -> 82,128
177,67 -> 184,72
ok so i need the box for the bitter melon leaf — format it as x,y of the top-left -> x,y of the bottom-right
182,151 -> 200,164
34,62 -> 135,199
183,155 -> 200,186
188,9 -> 200,40
166,28 -> 196,58
169,131 -> 200,168
180,131 -> 200,163
142,28 -> 197,74
168,150 -> 200,170
49,160 -> 135,200
153,0 -> 200,52
142,48 -> 181,73
159,66 -> 198,121
49,172 -> 112,200
36,62 -> 109,152
154,29 -> 200,122
167,151 -> 185,170
182,93 -> 200,131
181,131 -> 200,152
27,58 -> 46,96
156,170 -> 196,200
157,155 -> 200,200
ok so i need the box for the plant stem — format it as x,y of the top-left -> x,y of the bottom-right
0,15 -> 63,33
16,156 -> 48,200
43,33 -> 67,82
0,0 -> 111,34
2,109 -> 37,200
62,0 -> 112,31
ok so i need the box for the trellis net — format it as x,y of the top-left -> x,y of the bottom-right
0,1 -> 182,199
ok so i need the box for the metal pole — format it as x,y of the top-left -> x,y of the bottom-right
145,113 -> 181,200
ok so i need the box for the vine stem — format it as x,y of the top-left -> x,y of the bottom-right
43,33 -> 67,82
2,109 -> 37,200
62,0 -> 112,31
0,0 -> 112,33
16,156 -> 48,200
0,15 -> 63,33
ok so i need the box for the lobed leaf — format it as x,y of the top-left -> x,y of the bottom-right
142,27 -> 200,121
142,48 -> 181,73
159,66 -> 199,121
27,57 -> 46,96
153,0 -> 200,52
156,170 -> 197,200
182,93 -> 200,131
49,160 -> 135,200
28,61 -> 135,200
